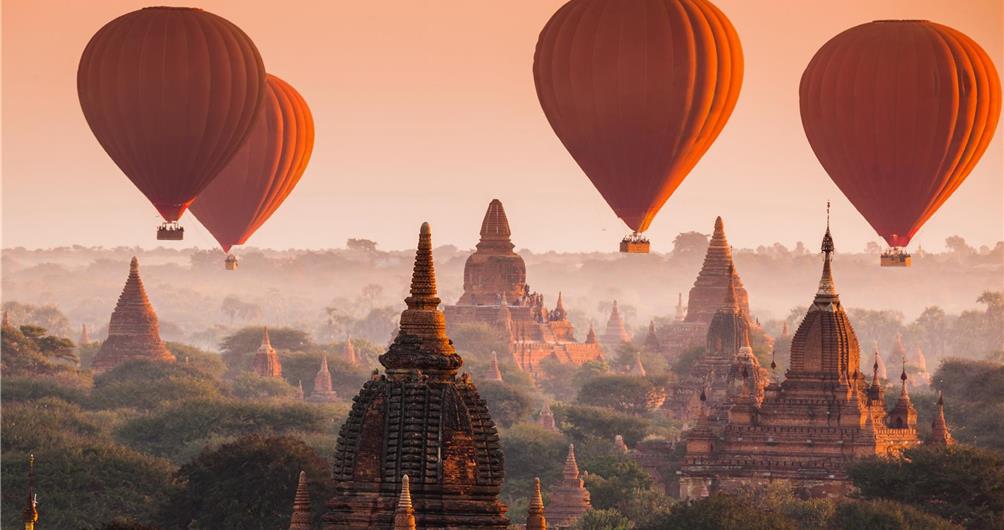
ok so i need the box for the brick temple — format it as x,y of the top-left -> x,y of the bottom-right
308,354 -> 338,402
677,223 -> 929,499
251,327 -> 283,378
324,222 -> 509,529
443,199 -> 604,375
545,444 -> 591,529
91,257 -> 175,373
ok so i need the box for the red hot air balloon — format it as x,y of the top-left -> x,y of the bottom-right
533,0 -> 743,253
800,20 -> 1001,266
190,74 -> 314,269
77,7 -> 267,240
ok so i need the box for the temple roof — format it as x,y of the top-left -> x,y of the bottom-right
460,200 -> 526,305
929,392 -> 954,446
601,300 -> 631,345
289,470 -> 311,530
252,327 -> 283,378
526,477 -> 547,530
686,217 -> 751,323
479,199 -> 513,248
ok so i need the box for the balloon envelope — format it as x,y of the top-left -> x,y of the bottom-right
533,0 -> 743,233
800,20 -> 1001,248
190,75 -> 315,253
77,7 -> 267,222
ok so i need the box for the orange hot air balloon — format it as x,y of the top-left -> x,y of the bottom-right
77,7 -> 267,240
190,74 -> 314,269
801,20 -> 1001,262
533,0 -> 743,252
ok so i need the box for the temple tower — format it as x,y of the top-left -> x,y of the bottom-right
487,351 -> 503,382
92,257 -> 175,373
929,392 -> 954,446
888,364 -> 918,429
393,475 -> 416,530
685,217 -> 750,323
674,293 -> 686,322
643,321 -> 661,352
252,327 -> 283,378
324,223 -> 508,529
538,404 -> 558,433
585,324 -> 597,344
458,199 -> 526,305
526,477 -> 548,530
601,301 -> 631,347
872,343 -> 888,381
628,352 -> 647,377
545,444 -> 591,528
309,354 -> 339,402
289,470 -> 312,530
344,338 -> 359,366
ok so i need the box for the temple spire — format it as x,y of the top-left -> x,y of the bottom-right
23,454 -> 38,530
562,444 -> 580,480
644,321 -> 661,352
344,337 -> 359,366
393,474 -> 416,530
252,326 -> 283,378
811,205 -> 840,310
585,323 -> 597,344
288,470 -> 312,530
929,392 -> 955,446
79,324 -> 90,345
675,293 -> 686,321
630,352 -> 647,377
488,351 -> 503,382
479,199 -> 513,245
526,477 -> 548,530
723,264 -> 740,311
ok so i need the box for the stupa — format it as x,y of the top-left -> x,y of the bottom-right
545,444 -> 591,528
324,223 -> 509,529
344,337 -> 359,366
444,200 -> 603,374
643,321 -> 661,352
526,477 -> 548,530
79,324 -> 91,346
486,351 -> 503,382
600,300 -> 631,348
91,257 -> 175,373
289,470 -> 312,530
393,475 -> 416,530
252,327 -> 283,378
928,392 -> 955,446
678,219 -> 926,499
538,403 -> 558,433
308,354 -> 339,402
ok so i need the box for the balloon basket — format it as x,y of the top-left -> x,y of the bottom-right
619,233 -> 650,254
157,222 -> 184,241
880,248 -> 911,267
224,254 -> 239,271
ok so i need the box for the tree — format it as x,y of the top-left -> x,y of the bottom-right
2,323 -> 77,375
932,359 -> 1004,450
230,373 -> 301,400
499,423 -> 567,519
476,380 -> 532,427
829,499 -> 960,530
571,509 -> 632,530
672,231 -> 710,257
553,404 -> 649,445
576,375 -> 668,415
450,323 -> 509,358
2,301 -> 73,338
848,444 -> 1004,527
639,494 -> 795,530
160,435 -> 332,530
89,359 -> 222,411
346,238 -> 378,252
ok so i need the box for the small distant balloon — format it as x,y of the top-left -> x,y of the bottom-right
190,74 -> 315,264
77,7 -> 267,237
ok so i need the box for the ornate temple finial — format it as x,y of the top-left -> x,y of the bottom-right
130,255 -> 140,273
527,477 -> 548,530
814,206 -> 839,302
714,216 -> 725,236
479,199 -> 513,243
489,351 -> 503,381
563,444 -> 581,481
23,453 -> 38,530
872,346 -> 881,386
929,391 -> 955,446
289,470 -> 312,530
900,355 -> 909,395
392,474 -> 417,530
380,223 -> 462,376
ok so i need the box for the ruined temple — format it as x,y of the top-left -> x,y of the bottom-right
678,223 -> 927,499
666,267 -> 766,424
289,471 -> 312,530
308,354 -> 339,402
545,444 -> 591,529
660,217 -> 752,358
324,223 -> 508,529
444,200 -> 603,375
91,257 -> 175,373
252,327 -> 283,378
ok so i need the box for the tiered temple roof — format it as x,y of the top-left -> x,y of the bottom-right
545,445 -> 591,528
685,217 -> 750,323
308,354 -> 339,402
601,300 -> 631,347
289,471 -> 312,530
929,392 -> 954,446
325,223 -> 508,529
526,477 -> 548,530
91,257 -> 175,373
678,221 -> 926,499
445,200 -> 603,374
252,327 -> 283,378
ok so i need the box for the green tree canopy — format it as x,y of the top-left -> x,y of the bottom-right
576,375 -> 668,415
89,359 -> 222,411
477,380 -> 533,428
553,404 -> 649,445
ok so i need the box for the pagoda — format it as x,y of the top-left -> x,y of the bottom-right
91,257 -> 175,373
538,403 -> 558,432
289,471 -> 312,530
678,220 -> 926,499
660,217 -> 752,358
600,300 -> 631,348
252,327 -> 283,378
486,351 -> 503,382
344,337 -> 359,366
643,321 -> 661,352
526,478 -> 548,530
444,200 -> 603,373
393,475 -> 416,530
308,354 -> 339,402
928,392 -> 954,446
545,444 -> 591,528
324,223 -> 509,529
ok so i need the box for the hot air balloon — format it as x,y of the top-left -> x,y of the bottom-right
800,20 -> 1001,267
533,0 -> 743,253
190,74 -> 314,270
77,7 -> 267,240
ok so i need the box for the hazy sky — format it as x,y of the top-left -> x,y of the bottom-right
3,0 -> 1002,253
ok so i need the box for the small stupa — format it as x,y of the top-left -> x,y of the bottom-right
643,321 -> 661,352
91,257 -> 175,373
928,392 -> 955,446
344,337 -> 359,366
289,470 -> 312,530
308,354 -> 339,402
252,327 -> 283,378
393,474 -> 416,530
538,403 -> 558,433
674,293 -> 686,322
545,444 -> 591,528
526,477 -> 548,530
79,324 -> 91,346
601,300 -> 631,347
614,434 -> 629,453
487,351 -> 503,382
628,352 -> 647,377
584,323 -> 597,344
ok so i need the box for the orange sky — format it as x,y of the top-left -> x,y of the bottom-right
2,0 -> 1002,252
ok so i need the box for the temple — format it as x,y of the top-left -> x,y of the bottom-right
643,321 -> 661,352
526,478 -> 548,530
665,266 -> 767,424
289,471 -> 312,530
600,300 -> 631,349
929,392 -> 954,446
444,200 -> 603,375
486,351 -> 503,382
252,327 -> 283,378
343,338 -> 359,366
678,220 -> 927,499
659,217 -> 753,358
324,223 -> 509,529
538,403 -> 558,433
545,444 -> 591,528
308,354 -> 339,402
91,257 -> 175,373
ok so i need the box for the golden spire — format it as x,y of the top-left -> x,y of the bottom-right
393,474 -> 417,530
929,391 -> 955,446
813,203 -> 839,307
23,454 -> 38,530
527,477 -> 548,530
